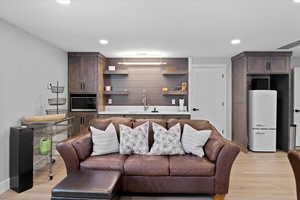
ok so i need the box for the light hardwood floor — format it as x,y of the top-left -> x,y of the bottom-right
0,152 -> 296,200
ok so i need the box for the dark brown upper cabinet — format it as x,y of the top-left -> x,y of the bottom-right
245,52 -> 292,75
247,56 -> 269,74
68,52 -> 99,93
270,55 -> 291,74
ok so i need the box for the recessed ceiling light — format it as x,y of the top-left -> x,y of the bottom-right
99,39 -> 109,45
293,0 -> 300,3
56,0 -> 71,5
231,39 -> 241,45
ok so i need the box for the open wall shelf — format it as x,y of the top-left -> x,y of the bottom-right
104,70 -> 129,75
103,91 -> 129,95
161,70 -> 188,75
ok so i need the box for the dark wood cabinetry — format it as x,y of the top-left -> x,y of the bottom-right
232,51 -> 293,152
246,53 -> 291,75
71,112 -> 97,135
68,52 -> 106,133
68,52 -> 100,93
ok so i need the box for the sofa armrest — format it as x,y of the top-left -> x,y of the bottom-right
56,137 -> 80,174
214,141 -> 240,194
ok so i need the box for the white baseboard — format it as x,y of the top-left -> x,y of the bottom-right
0,178 -> 9,194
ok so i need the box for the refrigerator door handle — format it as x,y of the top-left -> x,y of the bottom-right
256,132 -> 265,135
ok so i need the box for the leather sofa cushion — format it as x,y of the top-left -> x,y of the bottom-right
80,153 -> 128,173
169,155 -> 215,176
124,155 -> 169,176
133,119 -> 167,147
89,117 -> 132,139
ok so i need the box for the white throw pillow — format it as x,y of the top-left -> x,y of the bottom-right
149,122 -> 185,155
119,121 -> 149,155
90,123 -> 119,156
182,124 -> 211,157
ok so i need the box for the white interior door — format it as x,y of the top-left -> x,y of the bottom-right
189,66 -> 226,136
294,68 -> 300,146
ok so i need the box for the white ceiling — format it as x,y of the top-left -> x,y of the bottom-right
1,0 -> 300,57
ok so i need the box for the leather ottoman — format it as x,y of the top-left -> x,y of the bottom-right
51,170 -> 121,200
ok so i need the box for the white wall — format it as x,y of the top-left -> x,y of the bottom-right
0,19 -> 67,193
292,57 -> 300,68
189,57 -> 232,140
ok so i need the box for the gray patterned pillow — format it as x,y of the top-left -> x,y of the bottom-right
119,121 -> 149,155
149,122 -> 185,155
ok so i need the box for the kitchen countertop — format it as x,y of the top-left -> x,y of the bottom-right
98,106 -> 191,115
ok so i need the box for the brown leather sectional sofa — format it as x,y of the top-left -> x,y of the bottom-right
57,117 -> 240,200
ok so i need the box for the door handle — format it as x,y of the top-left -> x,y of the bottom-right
295,109 -> 300,113
192,108 -> 200,111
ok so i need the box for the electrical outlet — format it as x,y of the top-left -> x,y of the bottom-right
108,98 -> 112,105
172,99 -> 176,105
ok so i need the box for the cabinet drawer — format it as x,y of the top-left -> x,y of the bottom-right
247,56 -> 268,74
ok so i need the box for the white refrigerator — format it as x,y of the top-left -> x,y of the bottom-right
249,90 -> 277,152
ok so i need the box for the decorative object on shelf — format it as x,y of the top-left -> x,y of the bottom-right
166,66 -> 177,71
181,82 -> 188,92
108,66 -> 116,71
105,86 -> 112,91
162,88 -> 169,92
161,66 -> 188,75
46,81 -> 66,115
179,99 -> 185,112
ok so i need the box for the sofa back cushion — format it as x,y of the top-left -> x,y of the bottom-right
133,119 -> 167,147
167,119 -> 225,162
89,117 -> 133,140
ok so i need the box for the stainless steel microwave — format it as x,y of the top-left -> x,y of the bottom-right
70,94 -> 97,112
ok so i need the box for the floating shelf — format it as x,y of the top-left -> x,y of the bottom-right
162,91 -> 187,96
104,91 -> 129,95
104,70 -> 129,75
161,70 -> 188,75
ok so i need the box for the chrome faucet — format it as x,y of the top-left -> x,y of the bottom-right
142,89 -> 149,111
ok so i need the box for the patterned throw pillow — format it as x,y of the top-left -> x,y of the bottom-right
119,121 -> 149,155
90,123 -> 119,156
182,124 -> 211,157
149,122 -> 185,155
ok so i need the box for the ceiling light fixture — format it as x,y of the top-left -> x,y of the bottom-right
99,39 -> 109,45
231,39 -> 241,45
118,62 -> 167,65
293,0 -> 300,3
56,0 -> 71,5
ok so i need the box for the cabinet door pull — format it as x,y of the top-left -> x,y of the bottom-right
80,82 -> 83,90
266,62 -> 271,71
83,82 -> 86,90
